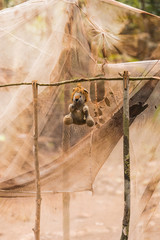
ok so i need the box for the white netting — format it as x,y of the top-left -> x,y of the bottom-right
0,0 -> 160,239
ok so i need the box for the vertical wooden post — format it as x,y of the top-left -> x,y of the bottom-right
63,192 -> 70,240
32,81 -> 41,240
120,71 -> 131,240
63,85 -> 70,240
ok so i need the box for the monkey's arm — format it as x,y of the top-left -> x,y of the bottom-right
83,105 -> 89,119
83,105 -> 89,113
69,103 -> 76,113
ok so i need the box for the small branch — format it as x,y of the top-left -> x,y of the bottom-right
0,76 -> 159,88
32,81 -> 41,240
120,71 -> 131,240
37,76 -> 160,86
0,82 -> 32,88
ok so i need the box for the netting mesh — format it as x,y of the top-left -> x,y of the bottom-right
0,0 -> 160,239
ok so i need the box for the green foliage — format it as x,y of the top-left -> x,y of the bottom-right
108,53 -> 139,63
1,0 -> 160,16
116,0 -> 160,16
117,0 -> 140,8
3,0 -> 25,8
145,0 -> 160,16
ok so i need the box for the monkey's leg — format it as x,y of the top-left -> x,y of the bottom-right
86,115 -> 94,127
63,113 -> 73,125
83,106 -> 94,127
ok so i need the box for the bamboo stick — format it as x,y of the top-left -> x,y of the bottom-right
120,71 -> 131,240
32,81 -> 41,240
0,76 -> 159,88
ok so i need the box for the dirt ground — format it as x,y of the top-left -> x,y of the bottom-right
0,129 -> 160,240
0,147 -> 124,240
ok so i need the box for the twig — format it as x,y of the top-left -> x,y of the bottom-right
37,76 -> 160,86
32,81 -> 41,240
120,71 -> 131,240
0,82 -> 32,87
0,76 -> 159,88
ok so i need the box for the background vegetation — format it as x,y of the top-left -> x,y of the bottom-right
0,0 -> 159,16
116,0 -> 160,15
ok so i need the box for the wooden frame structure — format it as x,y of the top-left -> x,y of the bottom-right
0,73 -> 159,240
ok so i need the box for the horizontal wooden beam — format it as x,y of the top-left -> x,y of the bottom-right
0,76 -> 159,88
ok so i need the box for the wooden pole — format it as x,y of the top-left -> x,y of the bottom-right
63,85 -> 70,240
63,192 -> 70,240
0,76 -> 159,88
32,81 -> 41,240
120,71 -> 131,240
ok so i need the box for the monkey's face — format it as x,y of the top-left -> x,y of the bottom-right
73,92 -> 86,107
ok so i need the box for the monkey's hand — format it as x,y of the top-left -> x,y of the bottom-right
83,105 -> 89,120
83,105 -> 89,113
69,103 -> 76,113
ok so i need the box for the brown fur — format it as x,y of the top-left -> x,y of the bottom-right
71,83 -> 88,102
63,83 -> 94,127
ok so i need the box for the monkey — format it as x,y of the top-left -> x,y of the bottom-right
63,84 -> 95,127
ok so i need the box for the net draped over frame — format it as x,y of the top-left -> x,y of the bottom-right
0,0 -> 160,194
0,0 -> 160,238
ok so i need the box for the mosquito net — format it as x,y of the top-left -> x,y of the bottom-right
0,0 -> 160,239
